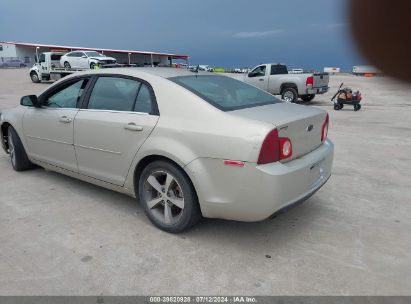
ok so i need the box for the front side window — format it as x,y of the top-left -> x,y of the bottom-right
87,77 -> 140,112
249,65 -> 266,77
170,75 -> 280,111
44,79 -> 89,108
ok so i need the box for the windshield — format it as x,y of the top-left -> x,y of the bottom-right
84,51 -> 104,57
170,75 -> 280,111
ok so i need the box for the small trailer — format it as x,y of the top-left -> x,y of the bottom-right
324,67 -> 341,74
352,65 -> 381,76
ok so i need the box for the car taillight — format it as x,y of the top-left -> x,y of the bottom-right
279,137 -> 292,159
321,114 -> 329,142
306,76 -> 314,86
257,129 -> 293,165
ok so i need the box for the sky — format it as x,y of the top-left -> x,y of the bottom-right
0,0 -> 365,70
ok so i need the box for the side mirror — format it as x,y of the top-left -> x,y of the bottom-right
248,72 -> 254,77
20,95 -> 40,108
81,55 -> 87,58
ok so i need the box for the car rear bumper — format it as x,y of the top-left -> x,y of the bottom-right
186,139 -> 334,222
307,86 -> 329,95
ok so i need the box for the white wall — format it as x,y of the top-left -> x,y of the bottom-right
0,43 -> 17,59
0,44 -> 37,64
15,47 -> 37,64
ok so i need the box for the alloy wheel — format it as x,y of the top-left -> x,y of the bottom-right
283,91 -> 295,102
144,171 -> 185,225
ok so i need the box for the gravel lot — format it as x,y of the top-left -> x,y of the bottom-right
0,68 -> 410,295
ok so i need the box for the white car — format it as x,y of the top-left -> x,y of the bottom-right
198,65 -> 214,72
60,51 -> 117,69
0,68 -> 333,233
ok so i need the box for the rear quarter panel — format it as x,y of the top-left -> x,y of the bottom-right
123,75 -> 273,192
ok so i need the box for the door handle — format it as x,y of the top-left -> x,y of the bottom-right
259,79 -> 265,81
124,123 -> 143,131
59,116 -> 72,123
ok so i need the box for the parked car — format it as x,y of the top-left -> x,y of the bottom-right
0,58 -> 26,68
60,51 -> 117,69
243,63 -> 329,103
0,68 -> 333,233
198,65 -> 214,72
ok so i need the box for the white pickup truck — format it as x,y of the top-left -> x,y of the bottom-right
243,64 -> 329,103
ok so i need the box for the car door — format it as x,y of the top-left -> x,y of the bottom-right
246,65 -> 268,91
73,75 -> 159,186
71,52 -> 82,68
22,76 -> 91,172
68,52 -> 81,68
78,52 -> 88,68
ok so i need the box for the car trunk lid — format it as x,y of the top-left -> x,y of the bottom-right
231,103 -> 327,161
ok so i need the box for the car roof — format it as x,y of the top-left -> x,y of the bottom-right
72,67 -> 217,79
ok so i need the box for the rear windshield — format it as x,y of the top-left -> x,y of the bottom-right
170,75 -> 280,111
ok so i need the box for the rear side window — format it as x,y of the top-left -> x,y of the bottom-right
87,77 -> 140,112
170,75 -> 280,111
134,84 -> 153,113
271,65 -> 288,75
51,54 -> 62,61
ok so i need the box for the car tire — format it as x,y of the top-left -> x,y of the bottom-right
354,104 -> 361,111
138,160 -> 202,233
7,126 -> 34,171
90,62 -> 96,69
30,72 -> 40,83
281,87 -> 299,103
64,61 -> 71,69
301,94 -> 316,102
